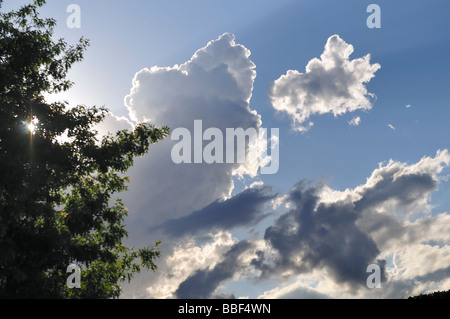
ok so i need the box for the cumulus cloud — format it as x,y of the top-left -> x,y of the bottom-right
354,149 -> 450,221
253,181 -> 385,287
252,150 -> 450,296
124,32 -> 258,128
110,34 -> 277,297
113,33 -> 273,247
94,31 -> 449,299
94,112 -> 134,139
121,147 -> 450,298
269,35 -> 380,132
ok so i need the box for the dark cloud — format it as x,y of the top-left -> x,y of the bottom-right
152,186 -> 276,237
168,152 -> 447,297
353,173 -> 438,251
175,240 -> 253,299
354,173 -> 437,214
251,154 -> 448,290
254,181 -> 385,287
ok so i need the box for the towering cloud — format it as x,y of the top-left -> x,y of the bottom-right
100,33 -> 275,298
269,35 -> 381,131
108,33 -> 272,246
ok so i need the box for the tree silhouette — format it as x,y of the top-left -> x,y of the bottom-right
0,0 -> 169,298
409,289 -> 450,299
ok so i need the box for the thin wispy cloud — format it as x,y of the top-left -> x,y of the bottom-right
349,116 -> 361,126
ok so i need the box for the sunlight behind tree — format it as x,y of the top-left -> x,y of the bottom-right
0,0 -> 169,298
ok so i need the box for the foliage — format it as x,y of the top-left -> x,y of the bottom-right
0,0 -> 169,298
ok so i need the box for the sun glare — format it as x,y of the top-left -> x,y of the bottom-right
27,123 -> 36,133
27,117 -> 39,134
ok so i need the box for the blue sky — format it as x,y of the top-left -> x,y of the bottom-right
5,0 -> 450,298
27,0 -> 450,188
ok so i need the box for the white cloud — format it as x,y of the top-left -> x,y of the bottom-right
91,32 -> 449,299
347,151 -> 450,297
145,231 -> 237,299
136,232 -> 266,299
124,33 -> 257,127
355,149 -> 450,219
103,33 -> 273,298
393,243 -> 450,279
247,180 -> 264,189
118,137 -> 450,299
270,194 -> 291,210
348,116 -> 361,126
399,149 -> 450,178
269,35 -> 380,132
94,112 -> 134,140
112,33 -> 272,247
317,184 -> 360,204
258,275 -> 330,299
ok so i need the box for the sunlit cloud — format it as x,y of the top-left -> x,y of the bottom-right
269,35 -> 380,132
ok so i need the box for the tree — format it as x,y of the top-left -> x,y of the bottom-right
0,0 -> 169,298
408,289 -> 450,299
